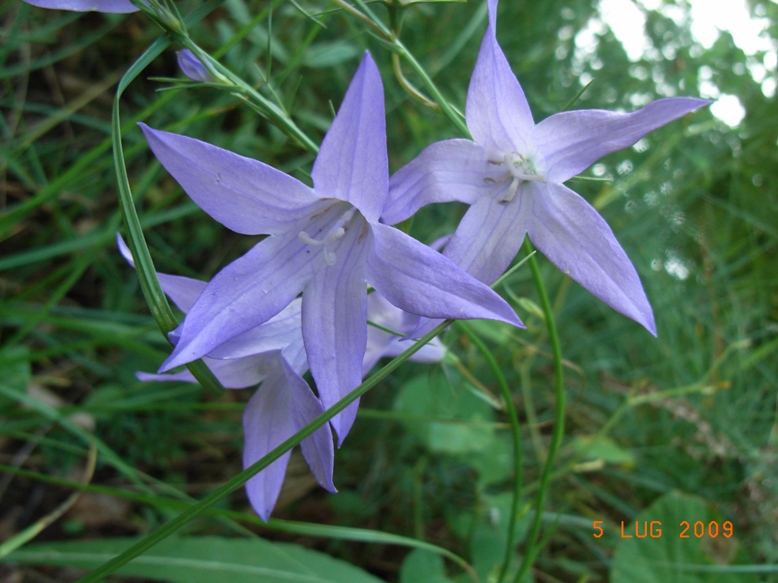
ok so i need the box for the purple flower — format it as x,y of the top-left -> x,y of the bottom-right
120,234 -> 445,518
139,52 -> 522,444
23,0 -> 139,12
118,236 -> 333,520
386,0 -> 710,335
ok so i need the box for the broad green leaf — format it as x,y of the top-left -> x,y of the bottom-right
611,492 -> 757,583
303,41 -> 362,69
400,549 -> 454,583
572,435 -> 636,468
5,536 -> 385,583
462,319 -> 514,346
469,493 -> 531,582
394,373 -> 495,454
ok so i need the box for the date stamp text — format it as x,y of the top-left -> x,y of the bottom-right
592,520 -> 734,539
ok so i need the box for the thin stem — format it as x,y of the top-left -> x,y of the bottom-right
513,240 -> 565,583
393,37 -> 469,136
111,9 -> 226,394
455,322 -> 522,583
391,52 -> 438,109
181,40 -> 319,153
332,0 -> 386,36
334,0 -> 469,135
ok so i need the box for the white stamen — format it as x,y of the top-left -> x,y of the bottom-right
501,177 -> 522,203
487,152 -> 546,203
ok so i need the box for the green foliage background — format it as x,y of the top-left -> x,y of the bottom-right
1,0 -> 776,581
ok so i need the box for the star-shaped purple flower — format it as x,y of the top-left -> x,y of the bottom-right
140,52 -> 521,443
117,235 -> 334,521
386,0 -> 710,335
23,0 -> 139,12
120,234 -> 447,519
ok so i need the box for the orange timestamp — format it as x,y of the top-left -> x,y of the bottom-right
592,520 -> 734,539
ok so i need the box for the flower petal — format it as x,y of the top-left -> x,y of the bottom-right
362,293 -> 445,375
138,353 -> 272,389
280,358 -> 336,494
281,335 -> 309,376
207,300 -> 303,360
160,233 -> 313,372
442,186 -> 530,285
363,332 -> 445,376
301,217 -> 369,445
527,182 -> 656,335
242,360 -> 295,522
117,234 -> 207,312
140,123 -> 322,235
534,97 -> 711,183
311,52 -> 387,223
366,223 -> 524,328
385,139 -> 496,225
466,0 -> 534,155
23,0 -> 138,12
243,356 -> 336,521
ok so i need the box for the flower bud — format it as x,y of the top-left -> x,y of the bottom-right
177,49 -> 213,82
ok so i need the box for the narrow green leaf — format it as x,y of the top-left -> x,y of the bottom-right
6,536 -> 384,583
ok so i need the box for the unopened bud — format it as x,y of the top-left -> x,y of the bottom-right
177,49 -> 213,82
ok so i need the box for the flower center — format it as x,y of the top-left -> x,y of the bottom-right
487,152 -> 545,203
298,205 -> 357,266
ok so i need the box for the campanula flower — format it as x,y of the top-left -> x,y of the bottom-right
140,52 -> 522,443
23,0 -> 139,12
121,233 -> 446,518
387,0 -> 710,335
117,235 -> 334,520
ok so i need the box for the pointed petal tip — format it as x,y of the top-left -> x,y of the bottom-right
319,475 -> 338,494
138,122 -> 160,146
644,314 -> 658,338
137,122 -> 169,146
158,348 -> 186,374
360,49 -> 375,66
486,0 -> 499,32
116,233 -> 134,266
255,506 -> 271,523
328,400 -> 360,448
664,96 -> 713,115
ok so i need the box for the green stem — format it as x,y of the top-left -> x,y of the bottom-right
513,241 -> 565,583
180,40 -> 319,153
339,0 -> 469,136
392,37 -> 469,136
455,322 -> 522,583
112,1 -> 232,394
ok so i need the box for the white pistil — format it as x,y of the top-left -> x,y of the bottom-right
487,152 -> 546,203
298,207 -> 357,266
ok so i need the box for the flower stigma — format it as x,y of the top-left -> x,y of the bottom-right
487,151 -> 546,203
298,206 -> 358,266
